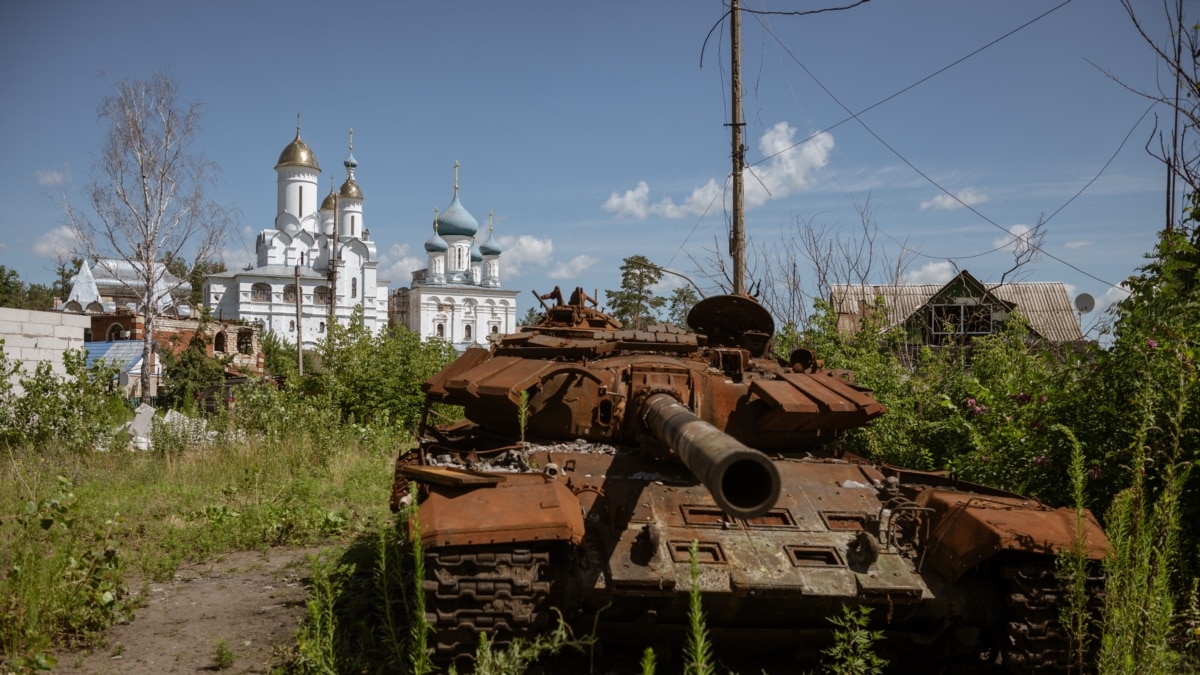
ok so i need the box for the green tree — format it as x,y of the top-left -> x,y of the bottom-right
157,309 -> 229,410
317,307 -> 456,428
0,266 -> 24,308
604,255 -> 666,330
519,305 -> 543,327
666,285 -> 700,328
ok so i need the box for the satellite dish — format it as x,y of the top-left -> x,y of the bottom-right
1074,293 -> 1095,314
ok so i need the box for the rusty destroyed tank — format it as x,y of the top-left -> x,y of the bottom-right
390,287 -> 1107,672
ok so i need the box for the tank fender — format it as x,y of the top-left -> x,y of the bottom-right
917,489 -> 1109,582
415,473 -> 586,548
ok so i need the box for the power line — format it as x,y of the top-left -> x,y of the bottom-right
754,2 -> 1140,291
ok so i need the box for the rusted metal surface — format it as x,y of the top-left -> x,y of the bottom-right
392,287 -> 1110,672
918,489 -> 1108,581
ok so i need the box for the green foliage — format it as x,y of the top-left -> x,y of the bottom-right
463,611 -> 587,675
213,638 -> 235,670
0,346 -> 126,452
820,605 -> 887,675
316,307 -> 456,429
684,539 -> 715,675
0,476 -> 130,667
157,309 -> 229,411
519,305 -> 544,327
666,285 -> 700,328
640,646 -> 658,675
605,255 -> 667,330
1055,424 -> 1097,672
0,265 -> 63,311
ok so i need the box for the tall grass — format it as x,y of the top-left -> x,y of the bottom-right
0,424 -> 399,669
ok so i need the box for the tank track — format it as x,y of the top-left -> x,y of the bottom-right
1001,562 -> 1103,673
423,544 -> 553,663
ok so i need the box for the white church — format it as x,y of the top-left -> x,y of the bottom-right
205,127 -> 386,347
390,162 -> 519,349
204,127 -> 517,350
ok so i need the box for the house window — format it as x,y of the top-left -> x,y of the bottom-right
284,285 -> 297,303
351,278 -> 357,299
315,286 -> 330,305
929,303 -> 994,341
251,283 -> 271,302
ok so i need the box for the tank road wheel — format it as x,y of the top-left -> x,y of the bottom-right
423,544 -> 553,665
1000,562 -> 1102,674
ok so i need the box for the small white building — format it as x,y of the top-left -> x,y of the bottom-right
390,164 -> 518,349
204,127 -> 388,347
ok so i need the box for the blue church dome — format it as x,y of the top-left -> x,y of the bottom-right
437,192 -> 478,237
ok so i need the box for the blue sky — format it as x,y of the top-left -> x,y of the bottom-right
0,1 -> 1178,336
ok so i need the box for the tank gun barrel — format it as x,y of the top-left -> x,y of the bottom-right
640,393 -> 781,520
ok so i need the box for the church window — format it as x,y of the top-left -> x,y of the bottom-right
299,185 -> 304,211
237,330 -> 253,355
315,286 -> 330,305
352,216 -> 356,237
252,283 -> 271,302
107,324 -> 123,341
284,285 -> 297,303
464,325 -> 472,341
491,325 -> 499,334
436,323 -> 445,338
319,321 -> 325,333
351,278 -> 357,299
215,331 -> 227,353
289,320 -> 295,332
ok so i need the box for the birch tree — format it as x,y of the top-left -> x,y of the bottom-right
64,73 -> 231,398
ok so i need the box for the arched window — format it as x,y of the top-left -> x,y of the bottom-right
351,278 -> 357,299
215,331 -> 227,353
491,325 -> 499,334
464,324 -> 472,341
315,286 -> 330,305
284,285 -> 297,303
436,323 -> 445,338
237,330 -> 253,355
319,321 -> 326,333
289,320 -> 295,332
107,324 -> 123,340
251,283 -> 271,302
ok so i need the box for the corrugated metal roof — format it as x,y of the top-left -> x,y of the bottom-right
85,341 -> 145,373
831,277 -> 1083,343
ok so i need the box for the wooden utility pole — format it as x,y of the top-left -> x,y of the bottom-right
730,0 -> 747,295
294,264 -> 303,376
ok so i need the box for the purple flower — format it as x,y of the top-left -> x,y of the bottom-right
1033,455 -> 1049,466
1148,339 -> 1158,349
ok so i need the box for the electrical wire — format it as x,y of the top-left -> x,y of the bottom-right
752,2 -> 1142,291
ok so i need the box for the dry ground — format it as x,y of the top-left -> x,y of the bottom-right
52,547 -> 325,674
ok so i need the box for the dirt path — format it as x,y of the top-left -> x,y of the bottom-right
52,547 -> 325,674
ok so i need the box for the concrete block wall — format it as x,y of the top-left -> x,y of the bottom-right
0,308 -> 91,384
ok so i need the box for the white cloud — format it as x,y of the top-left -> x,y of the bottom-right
1063,240 -> 1091,250
378,243 -> 424,285
901,260 -> 956,285
920,187 -> 988,211
992,224 -> 1036,256
32,225 -> 77,257
496,234 -> 553,276
35,168 -> 67,187
548,254 -> 599,279
602,122 -> 833,219
1096,285 -> 1130,316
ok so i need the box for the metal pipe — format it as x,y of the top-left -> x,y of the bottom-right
640,393 -> 780,520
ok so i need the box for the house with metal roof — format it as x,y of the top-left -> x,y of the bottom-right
830,270 -> 1084,345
